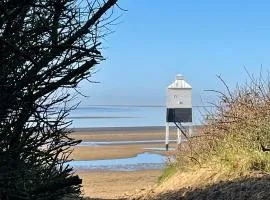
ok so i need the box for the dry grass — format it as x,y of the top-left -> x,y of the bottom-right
125,167 -> 270,200
174,73 -> 270,175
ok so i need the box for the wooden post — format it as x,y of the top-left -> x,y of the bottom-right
188,123 -> 193,137
177,127 -> 181,144
165,122 -> 169,151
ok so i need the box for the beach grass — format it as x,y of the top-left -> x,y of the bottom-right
160,75 -> 270,182
158,164 -> 178,184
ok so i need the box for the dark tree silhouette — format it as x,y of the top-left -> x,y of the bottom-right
0,0 -> 118,199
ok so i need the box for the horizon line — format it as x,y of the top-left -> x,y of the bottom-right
77,104 -> 215,108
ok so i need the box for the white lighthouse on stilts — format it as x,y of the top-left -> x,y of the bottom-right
165,74 -> 192,150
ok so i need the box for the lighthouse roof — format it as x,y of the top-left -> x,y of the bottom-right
168,74 -> 192,89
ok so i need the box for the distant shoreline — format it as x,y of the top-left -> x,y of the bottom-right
70,125 -> 202,133
71,126 -> 166,133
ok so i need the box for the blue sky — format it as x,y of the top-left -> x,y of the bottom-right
78,0 -> 270,106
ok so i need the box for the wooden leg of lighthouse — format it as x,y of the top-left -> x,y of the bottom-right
177,127 -> 181,144
189,123 -> 193,137
165,123 -> 169,151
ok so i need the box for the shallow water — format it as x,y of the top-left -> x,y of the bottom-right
144,147 -> 175,151
68,105 -> 204,128
78,140 -> 177,146
68,152 -> 166,171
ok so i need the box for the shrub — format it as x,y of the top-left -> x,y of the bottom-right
175,73 -> 270,174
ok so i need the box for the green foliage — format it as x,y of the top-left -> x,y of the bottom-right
158,164 -> 178,184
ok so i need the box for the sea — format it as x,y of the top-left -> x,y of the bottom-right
68,105 -> 207,128
66,105 -> 209,171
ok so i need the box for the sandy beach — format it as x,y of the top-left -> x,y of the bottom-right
78,170 -> 162,199
70,126 -> 177,160
70,126 -> 178,142
69,126 -> 177,199
71,143 -> 169,160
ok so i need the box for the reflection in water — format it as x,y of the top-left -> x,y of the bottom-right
68,153 -> 167,171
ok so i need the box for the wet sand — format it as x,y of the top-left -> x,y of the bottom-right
70,126 -> 178,142
70,126 -> 177,160
69,127 -> 178,199
71,143 -> 170,160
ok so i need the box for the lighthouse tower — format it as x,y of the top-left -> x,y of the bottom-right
165,74 -> 192,150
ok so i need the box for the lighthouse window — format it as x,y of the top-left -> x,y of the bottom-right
173,95 -> 177,99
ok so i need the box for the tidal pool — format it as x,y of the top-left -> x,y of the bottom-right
68,152 -> 166,171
